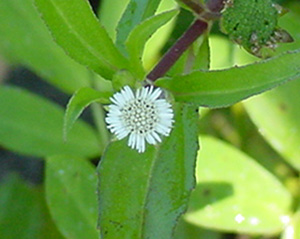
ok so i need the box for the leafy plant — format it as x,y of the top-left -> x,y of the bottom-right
0,0 -> 300,238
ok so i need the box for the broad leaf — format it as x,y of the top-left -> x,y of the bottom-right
242,10 -> 300,171
116,0 -> 161,54
185,136 -> 292,234
0,0 -> 90,93
0,174 -> 64,239
64,87 -> 111,140
282,207 -> 300,239
126,9 -> 179,78
174,218 -> 221,239
97,103 -> 199,239
156,49 -> 300,108
0,86 -> 100,158
244,79 -> 300,171
34,0 -> 129,79
46,155 -> 98,239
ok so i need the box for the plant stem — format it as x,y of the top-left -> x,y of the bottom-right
146,19 -> 208,82
146,0 -> 226,82
206,0 -> 225,13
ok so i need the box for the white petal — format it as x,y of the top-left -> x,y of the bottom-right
145,133 -> 156,145
151,131 -> 162,142
149,88 -> 162,101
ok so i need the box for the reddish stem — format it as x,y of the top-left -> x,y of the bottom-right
147,20 -> 208,82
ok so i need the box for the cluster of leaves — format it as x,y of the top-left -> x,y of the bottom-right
0,0 -> 300,239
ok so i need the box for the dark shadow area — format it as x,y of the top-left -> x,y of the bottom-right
188,182 -> 234,212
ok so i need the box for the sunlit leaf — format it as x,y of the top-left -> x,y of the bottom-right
244,79 -> 300,171
239,11 -> 300,171
185,136 -> 292,234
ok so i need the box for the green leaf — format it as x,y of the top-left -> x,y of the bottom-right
97,103 -> 199,239
64,87 -> 111,141
156,49 -> 300,108
34,0 -> 129,79
0,86 -> 100,158
185,136 -> 292,234
46,155 -> 98,239
0,174 -> 64,239
168,35 -> 210,76
0,0 -> 90,93
282,206 -> 300,239
277,11 -> 300,53
116,0 -> 162,54
174,218 -> 221,239
192,35 -> 210,71
98,0 -> 129,41
235,11 -> 300,171
244,79 -> 300,171
126,9 -> 179,78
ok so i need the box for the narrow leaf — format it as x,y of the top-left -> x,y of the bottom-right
116,0 -> 161,54
0,0 -> 90,93
0,86 -> 101,158
156,49 -> 300,108
185,136 -> 292,234
46,155 -> 98,239
64,87 -> 112,141
97,103 -> 199,239
34,0 -> 129,79
126,10 -> 179,78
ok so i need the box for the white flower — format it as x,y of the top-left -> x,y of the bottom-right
105,86 -> 174,153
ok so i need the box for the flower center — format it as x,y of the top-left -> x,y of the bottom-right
121,97 -> 158,135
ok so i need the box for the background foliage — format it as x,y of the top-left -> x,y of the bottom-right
0,0 -> 300,238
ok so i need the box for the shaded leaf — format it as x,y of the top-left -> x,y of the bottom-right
156,49 -> 300,108
34,0 -> 129,79
174,218 -> 221,239
46,155 -> 98,239
0,174 -> 64,239
97,103 -> 199,239
0,0 -> 90,93
0,86 -> 100,158
64,87 -> 111,140
185,136 -> 292,234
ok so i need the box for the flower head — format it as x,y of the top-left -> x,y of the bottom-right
105,86 -> 174,153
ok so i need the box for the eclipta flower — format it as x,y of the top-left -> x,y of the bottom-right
105,86 -> 174,153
